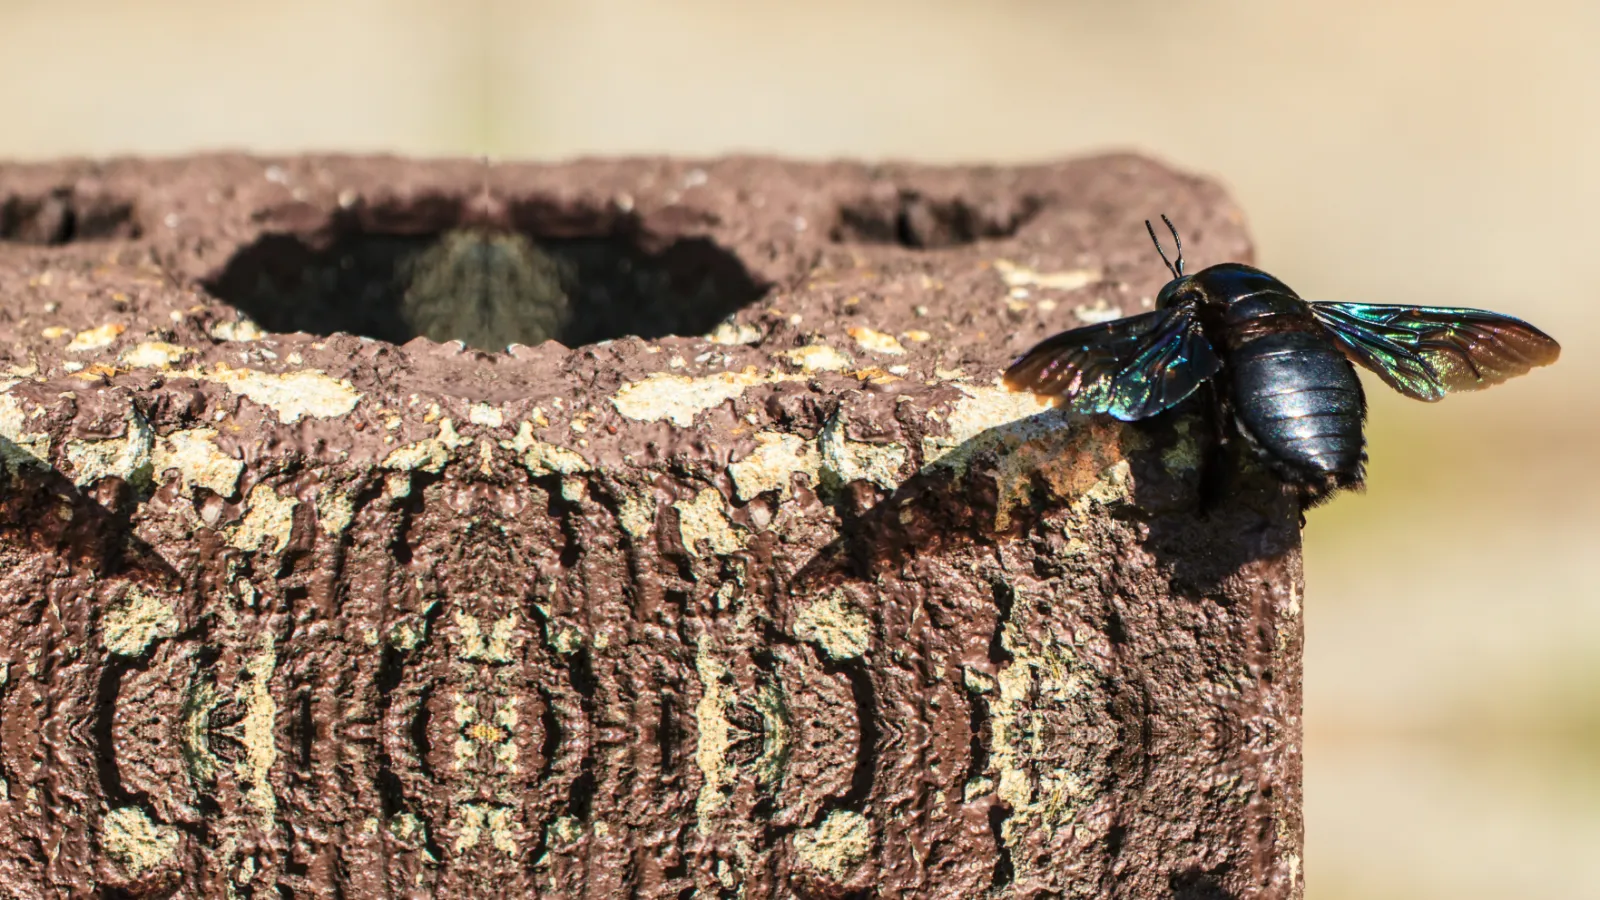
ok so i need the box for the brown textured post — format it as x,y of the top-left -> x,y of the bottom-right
0,154 -> 1303,899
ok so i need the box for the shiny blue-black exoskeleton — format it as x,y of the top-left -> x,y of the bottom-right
1003,216 -> 1560,509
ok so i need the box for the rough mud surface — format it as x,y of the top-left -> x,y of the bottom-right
0,154 -> 1302,899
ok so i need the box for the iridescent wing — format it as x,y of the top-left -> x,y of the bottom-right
1003,306 -> 1222,421
1309,303 -> 1560,401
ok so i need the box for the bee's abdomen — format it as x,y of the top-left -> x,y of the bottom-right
1229,331 -> 1367,486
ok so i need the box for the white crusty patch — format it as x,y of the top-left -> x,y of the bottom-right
922,382 -> 1053,470
0,389 -> 50,466
383,419 -> 468,473
239,632 -> 278,813
183,363 -> 360,423
315,488 -> 356,537
846,326 -> 906,356
818,414 -> 907,491
779,344 -> 854,372
993,259 -> 1101,292
119,341 -> 194,369
153,428 -> 244,497
509,421 -> 590,476
468,403 -> 504,428
612,369 -> 797,427
729,431 -> 820,501
66,323 -> 127,352
694,635 -> 734,817
66,408 -> 154,487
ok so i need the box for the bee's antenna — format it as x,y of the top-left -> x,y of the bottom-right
1146,215 -> 1185,279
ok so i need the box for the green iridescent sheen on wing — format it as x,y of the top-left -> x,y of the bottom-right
1309,302 -> 1561,401
1003,305 -> 1222,421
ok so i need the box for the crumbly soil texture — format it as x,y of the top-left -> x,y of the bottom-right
0,154 -> 1302,899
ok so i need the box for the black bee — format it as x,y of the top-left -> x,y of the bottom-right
1003,216 -> 1561,509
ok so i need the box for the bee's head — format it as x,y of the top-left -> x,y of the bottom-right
1154,276 -> 1198,309
1147,215 -> 1190,308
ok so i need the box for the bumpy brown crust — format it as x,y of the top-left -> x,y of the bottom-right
0,153 -> 1302,899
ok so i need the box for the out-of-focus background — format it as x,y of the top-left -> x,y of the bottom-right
3,1 -> 1595,896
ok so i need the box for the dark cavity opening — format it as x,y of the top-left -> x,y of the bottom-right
830,189 -> 1042,249
202,195 -> 770,352
0,187 -> 141,245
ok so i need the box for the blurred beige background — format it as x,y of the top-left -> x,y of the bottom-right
3,1 -> 1596,896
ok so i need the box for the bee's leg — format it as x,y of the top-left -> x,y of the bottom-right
1196,383 -> 1233,517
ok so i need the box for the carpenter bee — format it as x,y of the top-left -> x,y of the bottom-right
1003,216 -> 1560,511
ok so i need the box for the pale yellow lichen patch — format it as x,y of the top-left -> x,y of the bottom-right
794,810 -> 871,881
616,490 -> 657,539
901,329 -> 931,343
209,318 -> 264,342
819,414 -> 907,491
674,488 -> 745,557
102,586 -> 179,657
119,341 -> 193,369
452,803 -> 517,856
694,635 -> 734,817
0,391 -> 50,467
922,383 -> 1053,471
468,403 -> 504,428
315,488 -> 355,537
226,483 -> 299,555
182,680 -> 221,785
779,344 -> 854,373
456,611 -> 518,664
240,631 -> 278,813
184,363 -> 360,424
153,428 -> 243,497
1161,418 -> 1202,473
923,383 -> 1131,530
383,418 -> 468,473
794,592 -> 871,660
754,679 -> 790,788
993,259 -> 1100,292
847,326 -> 906,356
66,323 -> 127,352
1073,297 -> 1124,325
102,806 -> 180,874
707,319 -> 762,345
40,325 -> 70,340
612,369 -> 798,427
66,408 -> 153,487
509,421 -> 590,476
989,606 -> 1106,852
494,697 -> 520,771
728,431 -> 819,501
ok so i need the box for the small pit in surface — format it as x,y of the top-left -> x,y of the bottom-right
204,197 -> 769,352
830,189 -> 1043,249
0,187 -> 142,245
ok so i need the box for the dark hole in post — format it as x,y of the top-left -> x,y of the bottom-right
0,187 -> 141,245
830,189 -> 1043,249
202,195 -> 770,352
